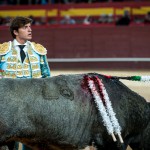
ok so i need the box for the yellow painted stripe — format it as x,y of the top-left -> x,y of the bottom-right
132,8 -> 148,15
0,10 -> 46,17
0,7 -> 148,18
141,6 -> 150,10
115,7 -> 131,15
61,8 -> 114,16
47,9 -> 58,17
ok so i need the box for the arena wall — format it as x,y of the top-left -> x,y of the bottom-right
0,25 -> 150,70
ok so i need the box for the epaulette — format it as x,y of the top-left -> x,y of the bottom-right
31,42 -> 47,55
0,42 -> 10,55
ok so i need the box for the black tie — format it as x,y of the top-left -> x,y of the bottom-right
18,45 -> 26,63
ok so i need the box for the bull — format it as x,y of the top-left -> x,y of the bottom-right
0,73 -> 149,150
128,122 -> 150,150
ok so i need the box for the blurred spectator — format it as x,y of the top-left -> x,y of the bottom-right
48,18 -> 58,25
107,14 -> 114,23
0,0 -> 50,5
0,0 -> 7,4
18,0 -> 28,4
97,14 -> 109,23
41,0 -> 48,4
0,16 -> 4,25
28,15 -> 36,25
133,16 -> 144,24
40,16 -> 47,25
52,0 -> 69,4
144,11 -> 150,24
3,16 -> 11,26
28,15 -> 44,25
60,15 -> 76,24
28,15 -> 48,25
7,0 -> 16,4
83,15 -> 93,25
116,10 -> 131,26
34,0 -> 48,4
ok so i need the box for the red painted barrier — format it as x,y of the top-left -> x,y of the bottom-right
0,25 -> 150,69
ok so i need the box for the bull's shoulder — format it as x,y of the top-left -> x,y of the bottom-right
0,42 -> 10,55
31,42 -> 47,55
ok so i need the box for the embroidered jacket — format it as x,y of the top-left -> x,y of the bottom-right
0,41 -> 50,78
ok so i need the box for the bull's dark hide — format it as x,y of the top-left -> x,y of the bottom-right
129,121 -> 150,150
0,73 -> 149,150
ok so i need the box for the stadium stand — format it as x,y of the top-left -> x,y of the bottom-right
0,2 -> 150,25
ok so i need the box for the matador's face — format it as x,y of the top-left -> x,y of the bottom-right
14,23 -> 32,44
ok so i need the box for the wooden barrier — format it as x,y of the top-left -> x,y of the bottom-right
0,25 -> 150,69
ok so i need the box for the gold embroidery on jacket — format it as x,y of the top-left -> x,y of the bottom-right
1,56 -> 5,62
27,46 -> 42,78
24,58 -> 29,64
12,49 -> 17,56
31,64 -> 39,70
32,71 -> 42,78
16,71 -> 23,76
17,64 -> 22,70
23,64 -> 29,70
24,70 -> 30,76
4,43 -> 42,78
29,56 -> 38,63
32,42 -> 47,55
0,42 -> 9,55
7,57 -> 17,63
7,64 -> 16,70
28,49 -> 33,55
